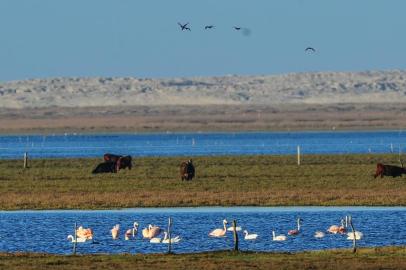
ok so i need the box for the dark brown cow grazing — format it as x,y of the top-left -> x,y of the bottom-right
116,156 -> 132,171
92,161 -> 117,174
374,163 -> 406,178
104,153 -> 132,172
180,159 -> 195,181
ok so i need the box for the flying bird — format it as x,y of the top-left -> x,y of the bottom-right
205,25 -> 215,30
233,26 -> 242,31
178,22 -> 191,31
305,47 -> 316,53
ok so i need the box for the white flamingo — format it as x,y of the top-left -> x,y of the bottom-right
347,231 -> 363,240
272,231 -> 286,241
125,222 -> 139,240
243,230 -> 258,240
314,231 -> 325,238
142,224 -> 161,239
227,226 -> 242,232
67,235 -> 87,243
111,224 -> 120,240
150,236 -> 162,243
162,232 -> 181,243
209,219 -> 228,237
288,218 -> 302,235
327,219 -> 346,234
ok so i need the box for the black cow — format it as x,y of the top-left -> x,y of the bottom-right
104,153 -> 133,171
92,161 -> 117,174
374,163 -> 406,178
180,159 -> 195,181
116,156 -> 132,171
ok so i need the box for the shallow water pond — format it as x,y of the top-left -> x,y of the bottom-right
0,207 -> 405,254
1,131 -> 405,158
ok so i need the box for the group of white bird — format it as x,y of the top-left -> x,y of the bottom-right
208,219 -> 259,240
68,216 -> 363,245
208,216 -> 363,242
67,221 -> 181,244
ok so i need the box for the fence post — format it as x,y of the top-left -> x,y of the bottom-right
349,216 -> 357,253
232,220 -> 239,252
297,146 -> 301,166
23,152 -> 28,169
167,217 -> 172,254
73,222 -> 77,255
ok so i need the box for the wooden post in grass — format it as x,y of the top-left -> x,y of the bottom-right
167,217 -> 172,254
73,222 -> 77,255
23,152 -> 28,169
349,216 -> 357,253
233,220 -> 239,252
297,146 -> 301,166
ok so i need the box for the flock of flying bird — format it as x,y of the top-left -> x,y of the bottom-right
67,215 -> 362,245
177,22 -> 316,53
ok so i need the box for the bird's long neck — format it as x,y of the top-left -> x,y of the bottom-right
223,222 -> 227,231
297,219 -> 301,231
272,231 -> 275,240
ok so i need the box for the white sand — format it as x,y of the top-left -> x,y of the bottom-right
1,70 -> 405,109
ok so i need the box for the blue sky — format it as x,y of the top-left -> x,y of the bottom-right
0,0 -> 405,81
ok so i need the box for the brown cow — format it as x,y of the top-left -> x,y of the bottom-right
104,153 -> 132,172
180,159 -> 195,181
116,156 -> 132,171
374,163 -> 406,178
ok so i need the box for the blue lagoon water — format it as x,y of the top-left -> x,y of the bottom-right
0,131 -> 405,159
0,207 -> 405,254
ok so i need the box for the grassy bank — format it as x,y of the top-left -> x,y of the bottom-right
1,247 -> 406,270
1,154 -> 406,210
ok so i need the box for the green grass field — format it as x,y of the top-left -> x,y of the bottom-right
1,247 -> 406,270
1,154 -> 406,209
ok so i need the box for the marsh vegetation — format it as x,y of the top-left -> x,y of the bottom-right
1,154 -> 405,210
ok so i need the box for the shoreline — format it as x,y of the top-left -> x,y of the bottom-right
2,205 -> 406,213
1,247 -> 406,269
1,103 -> 406,134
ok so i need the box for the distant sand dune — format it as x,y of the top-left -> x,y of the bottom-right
1,70 -> 406,109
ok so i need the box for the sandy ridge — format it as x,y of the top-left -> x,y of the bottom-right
0,70 -> 406,109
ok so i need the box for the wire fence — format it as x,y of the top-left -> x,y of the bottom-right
1,131 -> 406,159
